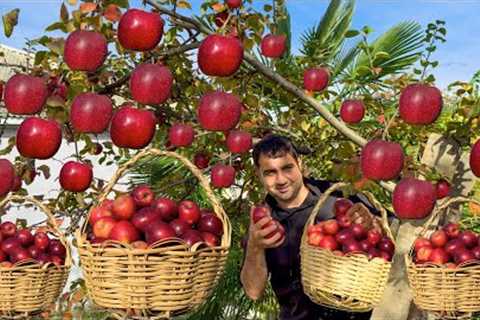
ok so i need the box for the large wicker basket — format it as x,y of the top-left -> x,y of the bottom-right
75,148 -> 231,319
0,194 -> 71,318
406,196 -> 480,320
300,182 -> 394,312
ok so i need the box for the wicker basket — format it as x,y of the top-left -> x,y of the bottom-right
406,196 -> 480,319
300,182 -> 394,312
75,148 -> 231,319
0,194 -> 71,318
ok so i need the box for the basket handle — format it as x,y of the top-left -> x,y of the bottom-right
302,182 -> 394,243
83,148 -> 231,247
0,194 -> 71,266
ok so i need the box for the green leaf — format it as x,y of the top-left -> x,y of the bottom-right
264,4 -> 273,12
2,8 -> 19,38
60,3 -> 69,22
34,51 -> 48,65
176,0 -> 191,9
45,21 -> 66,32
104,0 -> 129,8
361,25 -> 373,35
345,29 -> 359,38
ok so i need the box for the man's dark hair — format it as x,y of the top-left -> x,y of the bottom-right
252,134 -> 300,167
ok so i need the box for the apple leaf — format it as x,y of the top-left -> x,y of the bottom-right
60,3 -> 69,22
104,0 -> 129,8
177,0 -> 192,9
2,8 -> 19,38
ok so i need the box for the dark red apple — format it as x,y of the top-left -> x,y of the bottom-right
430,230 -> 448,248
145,221 -> 176,245
152,198 -> 178,222
198,35 -> 243,77
4,74 -> 47,114
459,230 -> 478,249
16,229 -> 33,246
27,246 -> 40,259
445,239 -> 465,256
225,0 -> 241,9
303,67 -> 329,92
181,229 -> 203,246
169,123 -> 195,147
435,179 -> 450,199
131,207 -> 161,232
51,255 -> 64,266
59,161 -> 92,192
252,205 -> 270,223
10,247 -> 32,263
379,251 -> 393,262
10,174 -> 22,192
335,229 -> 355,245
131,185 -> 155,208
454,248 -> 476,264
200,231 -> 219,247
178,200 -> 201,225
36,253 -> 52,265
334,198 -> 353,216
318,235 -> 338,251
70,93 -> 113,133
342,239 -> 361,254
193,152 -> 210,169
337,214 -> 352,229
350,223 -> 367,240
378,237 -> 395,254
359,240 -> 372,252
34,232 -> 50,251
340,100 -> 365,124
112,195 -> 136,220
0,159 -> 14,196
0,222 -> 16,238
110,105 -> 156,149
443,223 -> 460,239
470,139 -> 480,177
48,239 -> 66,258
64,30 -> 107,72
226,130 -> 252,153
130,63 -> 173,105
323,220 -> 339,236
360,139 -> 404,181
214,11 -> 228,27
471,246 -> 480,260
392,178 -> 436,219
16,117 -> 62,159
368,247 -> 381,260
109,221 -> 140,244
1,238 -> 20,255
88,205 -> 113,226
170,219 -> 191,237
367,229 -> 382,246
260,34 -> 286,58
197,214 -> 223,236
211,164 -> 235,188
197,91 -> 242,131
118,9 -> 164,51
399,84 -> 443,125
93,217 -> 117,239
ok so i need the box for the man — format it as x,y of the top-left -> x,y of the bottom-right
240,134 -> 375,320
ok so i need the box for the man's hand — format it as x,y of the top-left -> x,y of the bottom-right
248,208 -> 285,250
346,203 -> 383,233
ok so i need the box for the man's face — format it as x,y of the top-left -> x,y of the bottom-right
256,152 -> 304,205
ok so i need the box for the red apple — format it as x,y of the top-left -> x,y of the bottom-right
131,207 -> 161,232
170,219 -> 191,237
308,231 -> 324,247
414,237 -> 432,252
130,63 -> 173,105
393,178 -> 436,219
178,200 -> 201,225
4,74 -> 47,114
260,34 -> 286,58
454,248 -> 476,264
197,91 -> 242,131
181,229 -> 204,246
27,246 -> 40,259
445,239 -> 465,256
399,84 -> 443,125
34,232 -> 50,251
214,11 -> 228,27
470,139 -> 480,177
16,229 -> 34,246
361,139 -> 404,181
368,247 -> 381,260
131,185 -> 155,208
51,255 -> 64,266
211,164 -> 235,188
152,197 -> 178,222
10,247 -> 32,263
318,235 -> 338,251
378,237 -> 395,254
367,229 -> 382,246
48,239 -> 66,258
226,130 -> 252,153
89,205 -> 113,226
131,240 -> 148,249
10,174 -> 22,192
109,221 -> 140,244
359,239 -> 372,252
471,246 -> 480,260
1,238 -> 20,255
0,261 -> 12,268
443,223 -> 460,239
342,239 -> 362,254
198,35 -> 243,77
430,230 -> 448,248
435,179 -> 451,199
335,229 -> 355,245
459,230 -> 478,249
380,251 -> 393,262
322,220 -> 339,236
169,123 -> 195,147
112,195 -> 136,220
64,30 -> 107,72
198,214 -> 223,236
118,9 -> 164,51
334,198 -> 353,216
145,221 -> 176,245
303,67 -> 329,92
340,100 -> 365,124
0,222 -> 16,238
336,213 -> 352,228
110,105 -> 156,149
93,217 -> 117,239
415,246 -> 433,263
193,152 -> 210,169
36,253 -> 52,265
308,224 -> 324,236
225,0 -> 241,9
200,231 -> 219,247
350,223 -> 367,240
59,161 -> 92,192
16,117 -> 62,159
252,205 -> 270,223
429,248 -> 450,264
70,93 -> 113,133
0,159 -> 14,196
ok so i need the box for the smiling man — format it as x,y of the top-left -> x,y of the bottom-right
240,134 -> 373,320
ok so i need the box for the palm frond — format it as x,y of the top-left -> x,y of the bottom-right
332,42 -> 361,77
300,0 -> 355,62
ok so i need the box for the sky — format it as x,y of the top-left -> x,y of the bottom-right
0,0 -> 479,89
